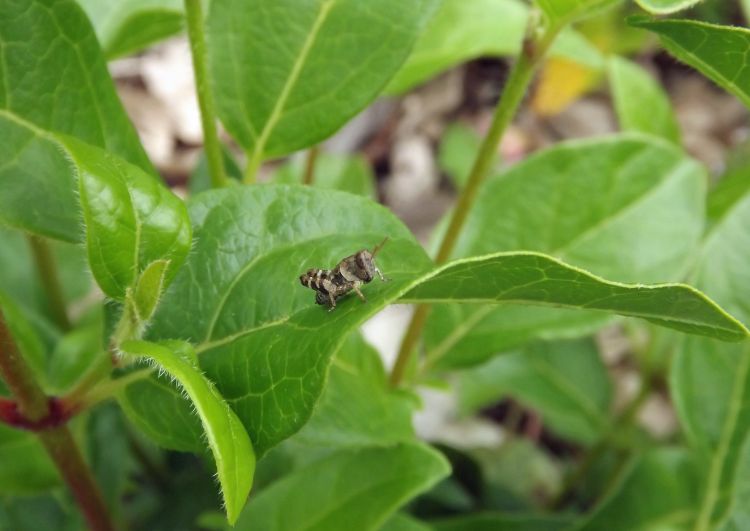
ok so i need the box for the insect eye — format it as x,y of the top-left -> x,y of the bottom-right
355,252 -> 367,269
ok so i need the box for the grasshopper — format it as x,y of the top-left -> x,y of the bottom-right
299,237 -> 389,311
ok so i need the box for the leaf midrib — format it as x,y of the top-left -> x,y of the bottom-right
247,0 -> 335,165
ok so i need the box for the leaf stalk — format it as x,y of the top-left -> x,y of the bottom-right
185,0 -> 228,189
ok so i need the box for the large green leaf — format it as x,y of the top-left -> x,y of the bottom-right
635,0 -> 703,14
120,340 -> 255,525
387,0 -> 603,94
574,448 -> 702,530
63,137 -> 191,301
76,0 -> 184,59
458,339 -> 612,445
233,443 -> 449,531
607,56 -> 680,144
671,189 -> 750,530
629,18 -> 750,110
0,0 -> 151,172
0,113 -> 81,242
404,252 -> 747,341
126,185 -> 434,455
425,135 -> 707,369
207,0 -> 438,163
120,185 -> 743,457
292,332 -> 415,448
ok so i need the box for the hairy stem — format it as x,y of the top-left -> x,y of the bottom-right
0,308 -> 114,530
302,145 -> 320,185
38,426 -> 114,531
27,235 -> 71,331
390,18 -> 561,387
185,0 -> 227,188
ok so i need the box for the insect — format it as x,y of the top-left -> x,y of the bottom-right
299,237 -> 389,311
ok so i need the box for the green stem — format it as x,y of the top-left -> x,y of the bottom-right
244,149 -> 262,184
184,0 -> 227,189
27,235 -> 71,331
389,18 -> 561,387
302,145 -> 320,185
38,426 -> 114,531
0,308 -> 48,421
75,367 -> 156,412
0,308 -> 114,531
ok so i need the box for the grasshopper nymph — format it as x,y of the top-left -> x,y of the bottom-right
299,237 -> 389,311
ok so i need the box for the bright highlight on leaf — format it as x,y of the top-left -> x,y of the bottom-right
62,137 -> 191,301
119,340 -> 255,524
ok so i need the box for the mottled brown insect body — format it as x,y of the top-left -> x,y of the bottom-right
299,238 -> 388,311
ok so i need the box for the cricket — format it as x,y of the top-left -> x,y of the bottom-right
299,237 -> 389,311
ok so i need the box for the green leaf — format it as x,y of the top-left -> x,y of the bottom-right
0,113 -> 80,242
120,340 -> 255,525
232,443 -> 449,531
271,153 -> 376,198
574,448 -> 702,530
424,305 -> 611,371
0,0 -> 152,173
207,0 -> 439,161
404,252 -> 747,341
293,332 -> 415,448
670,189 -> 750,529
0,291 -> 48,387
63,137 -> 191,301
629,18 -> 750,110
76,0 -> 184,59
0,227 -> 91,346
46,322 -> 103,393
127,185 -> 433,455
438,123 -> 489,190
535,0 -> 621,25
189,145 -> 243,195
707,141 -> 750,222
0,494 -> 81,530
432,513 -> 574,531
426,135 -> 707,368
458,339 -> 612,445
131,259 -> 171,324
607,56 -> 680,144
0,425 -> 59,495
387,0 -> 603,94
634,0 -> 703,14
379,513 -> 432,531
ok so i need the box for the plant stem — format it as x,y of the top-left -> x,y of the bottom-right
38,426 -> 114,531
0,308 -> 48,421
389,19 -> 561,387
27,235 -> 71,331
184,0 -> 227,189
0,308 -> 114,530
302,145 -> 320,185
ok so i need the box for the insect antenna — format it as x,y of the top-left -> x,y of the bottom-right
371,236 -> 389,257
